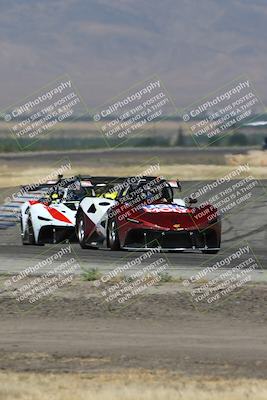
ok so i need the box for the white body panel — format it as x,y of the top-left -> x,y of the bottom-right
21,200 -> 78,243
79,197 -> 116,241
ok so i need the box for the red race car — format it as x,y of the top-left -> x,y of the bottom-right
76,176 -> 221,253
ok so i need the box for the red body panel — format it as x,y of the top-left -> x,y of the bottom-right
45,206 -> 73,224
110,201 -> 221,249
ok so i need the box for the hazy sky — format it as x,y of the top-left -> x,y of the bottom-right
0,0 -> 266,111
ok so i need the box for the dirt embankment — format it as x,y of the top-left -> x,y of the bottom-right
0,279 -> 266,379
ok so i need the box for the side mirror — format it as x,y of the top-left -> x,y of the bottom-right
176,180 -> 182,192
184,197 -> 198,205
188,197 -> 197,204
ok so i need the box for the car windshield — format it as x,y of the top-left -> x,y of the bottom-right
94,183 -> 118,198
65,186 -> 91,201
122,179 -> 173,204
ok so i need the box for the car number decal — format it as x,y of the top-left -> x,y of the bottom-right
143,204 -> 188,213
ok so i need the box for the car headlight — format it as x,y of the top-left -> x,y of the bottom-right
126,218 -> 141,224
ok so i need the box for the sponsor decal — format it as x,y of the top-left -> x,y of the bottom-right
143,204 -> 188,213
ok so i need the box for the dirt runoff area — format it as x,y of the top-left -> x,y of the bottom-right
0,278 -> 267,399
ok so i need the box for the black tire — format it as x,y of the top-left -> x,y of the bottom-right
202,234 -> 221,254
22,217 -> 36,245
76,212 -> 90,249
107,218 -> 121,251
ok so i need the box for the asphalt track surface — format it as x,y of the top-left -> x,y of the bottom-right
0,180 -> 266,279
0,178 -> 267,378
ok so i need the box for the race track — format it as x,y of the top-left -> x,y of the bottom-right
0,179 -> 266,378
0,180 -> 266,277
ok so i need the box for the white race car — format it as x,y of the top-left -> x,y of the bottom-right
20,176 -> 94,245
75,177 -> 124,248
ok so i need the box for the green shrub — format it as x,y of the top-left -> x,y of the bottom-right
83,268 -> 102,281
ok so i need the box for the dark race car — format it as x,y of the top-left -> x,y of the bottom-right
76,176 -> 221,253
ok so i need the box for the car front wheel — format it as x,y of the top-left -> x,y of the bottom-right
77,212 -> 90,249
107,218 -> 121,251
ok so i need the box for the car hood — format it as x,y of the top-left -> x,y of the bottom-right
135,203 -> 217,230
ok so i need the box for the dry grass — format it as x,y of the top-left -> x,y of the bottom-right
225,150 -> 267,167
0,370 -> 266,400
1,163 -> 267,188
0,120 -> 184,138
